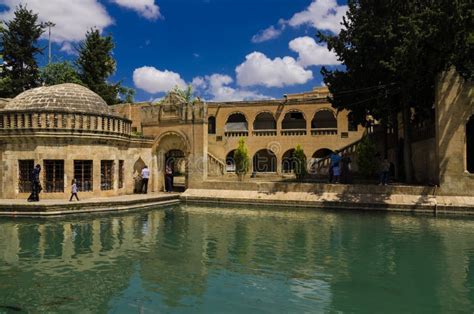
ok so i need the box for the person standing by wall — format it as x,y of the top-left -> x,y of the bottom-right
69,178 -> 80,201
141,165 -> 150,194
379,158 -> 391,185
27,164 -> 41,202
165,164 -> 173,192
329,151 -> 341,183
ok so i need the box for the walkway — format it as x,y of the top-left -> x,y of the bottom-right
0,192 -> 180,217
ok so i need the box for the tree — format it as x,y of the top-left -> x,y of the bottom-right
0,5 -> 44,97
293,145 -> 307,181
234,138 -> 249,181
76,29 -> 132,105
319,0 -> 472,182
40,61 -> 83,86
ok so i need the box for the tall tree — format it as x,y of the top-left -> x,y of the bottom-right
0,5 -> 44,98
40,61 -> 83,86
76,29 -> 128,105
319,0 -> 472,182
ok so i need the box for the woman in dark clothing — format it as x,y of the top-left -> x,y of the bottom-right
340,153 -> 352,184
28,164 -> 41,202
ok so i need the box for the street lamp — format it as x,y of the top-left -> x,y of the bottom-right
44,21 -> 55,64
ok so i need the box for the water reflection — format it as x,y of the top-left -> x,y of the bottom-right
0,206 -> 474,312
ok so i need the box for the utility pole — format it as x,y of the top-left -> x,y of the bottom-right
44,21 -> 55,64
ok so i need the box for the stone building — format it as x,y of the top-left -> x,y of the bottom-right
0,84 -> 154,199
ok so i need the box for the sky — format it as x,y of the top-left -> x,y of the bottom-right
0,0 -> 348,102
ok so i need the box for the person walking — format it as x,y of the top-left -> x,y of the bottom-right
141,165 -> 150,194
69,179 -> 80,201
165,164 -> 173,192
27,164 -> 41,202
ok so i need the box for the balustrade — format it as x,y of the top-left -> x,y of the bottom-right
311,128 -> 338,136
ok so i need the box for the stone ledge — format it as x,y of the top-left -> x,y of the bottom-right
181,189 -> 474,216
0,193 -> 180,217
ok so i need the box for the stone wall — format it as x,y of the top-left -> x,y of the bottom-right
436,69 -> 474,195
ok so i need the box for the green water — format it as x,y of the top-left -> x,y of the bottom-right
1,205 -> 474,313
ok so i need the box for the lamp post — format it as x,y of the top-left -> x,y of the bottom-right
44,21 -> 55,64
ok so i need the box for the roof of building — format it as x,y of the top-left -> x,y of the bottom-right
2,83 -> 112,115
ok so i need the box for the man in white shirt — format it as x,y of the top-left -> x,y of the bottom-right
141,165 -> 150,194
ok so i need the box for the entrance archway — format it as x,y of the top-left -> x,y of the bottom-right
282,149 -> 296,173
226,150 -> 236,172
468,116 -> 474,173
253,149 -> 277,173
154,131 -> 190,192
313,148 -> 334,160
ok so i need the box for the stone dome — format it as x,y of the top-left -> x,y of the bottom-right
3,83 -> 112,115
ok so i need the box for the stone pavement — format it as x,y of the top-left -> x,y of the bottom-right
181,188 -> 474,216
0,192 -> 180,217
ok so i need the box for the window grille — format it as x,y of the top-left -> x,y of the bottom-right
18,160 -> 34,193
44,160 -> 64,192
74,160 -> 93,192
118,160 -> 124,188
101,160 -> 114,190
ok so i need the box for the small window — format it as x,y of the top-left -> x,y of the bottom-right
118,160 -> 124,189
208,116 -> 216,134
44,160 -> 64,193
18,160 -> 34,193
101,160 -> 114,191
74,160 -> 93,192
341,132 -> 349,138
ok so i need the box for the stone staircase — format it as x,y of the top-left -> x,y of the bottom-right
208,152 -> 225,176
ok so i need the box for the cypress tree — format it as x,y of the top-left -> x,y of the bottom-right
76,29 -> 121,105
0,5 -> 44,98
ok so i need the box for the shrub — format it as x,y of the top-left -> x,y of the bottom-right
293,145 -> 307,181
356,137 -> 378,178
234,138 -> 249,180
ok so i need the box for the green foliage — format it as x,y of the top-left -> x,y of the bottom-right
40,61 -> 83,86
293,145 -> 307,181
76,29 -> 129,105
234,138 -> 249,177
0,5 -> 44,97
173,84 -> 194,103
356,137 -> 378,178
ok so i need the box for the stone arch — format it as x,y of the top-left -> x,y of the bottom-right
208,116 -> 216,134
225,112 -> 248,132
282,110 -> 306,130
226,149 -> 236,172
282,149 -> 296,173
467,115 -> 474,173
253,149 -> 277,173
153,131 -> 191,191
253,111 -> 276,130
311,109 -> 337,129
313,148 -> 334,159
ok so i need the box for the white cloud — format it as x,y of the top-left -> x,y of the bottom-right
0,0 -> 113,43
133,66 -> 186,94
192,74 -> 269,102
251,25 -> 282,43
111,0 -> 162,20
289,36 -> 340,66
288,0 -> 347,34
235,52 -> 313,88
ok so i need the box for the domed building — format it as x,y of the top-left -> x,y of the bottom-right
0,83 -> 154,199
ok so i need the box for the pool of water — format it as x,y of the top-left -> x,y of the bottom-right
1,205 -> 474,313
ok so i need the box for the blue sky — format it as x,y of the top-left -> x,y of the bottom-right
0,0 -> 347,102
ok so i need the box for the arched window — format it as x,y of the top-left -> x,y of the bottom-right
253,112 -> 276,130
467,116 -> 474,173
208,116 -> 216,134
226,150 -> 236,172
311,110 -> 337,129
282,111 -> 306,130
282,149 -> 296,173
313,148 -> 334,160
225,113 -> 248,132
253,149 -> 277,173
